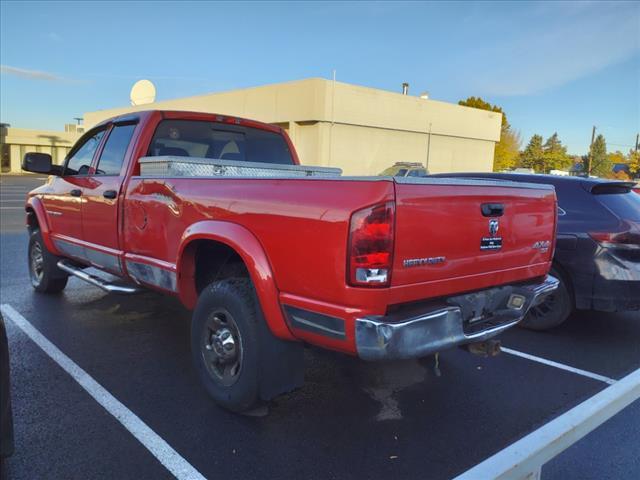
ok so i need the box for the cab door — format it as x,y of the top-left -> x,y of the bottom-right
80,121 -> 138,274
41,128 -> 106,261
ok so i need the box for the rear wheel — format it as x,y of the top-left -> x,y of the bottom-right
192,278 -> 262,412
191,277 -> 304,413
28,230 -> 68,294
520,267 -> 572,330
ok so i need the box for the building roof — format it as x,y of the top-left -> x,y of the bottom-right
83,78 -> 502,142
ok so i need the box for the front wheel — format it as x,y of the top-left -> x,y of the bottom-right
28,230 -> 68,294
520,267 -> 573,330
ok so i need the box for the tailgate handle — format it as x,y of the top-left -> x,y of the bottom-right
481,203 -> 504,217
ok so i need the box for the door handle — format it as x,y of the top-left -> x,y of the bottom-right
103,190 -> 117,199
70,189 -> 82,197
481,203 -> 504,217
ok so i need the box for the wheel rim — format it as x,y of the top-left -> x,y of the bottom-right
30,241 -> 45,286
529,292 -> 558,319
201,308 -> 243,387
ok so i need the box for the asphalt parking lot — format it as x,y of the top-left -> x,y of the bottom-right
1,175 -> 639,480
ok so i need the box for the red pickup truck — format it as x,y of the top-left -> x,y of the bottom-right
22,110 -> 558,412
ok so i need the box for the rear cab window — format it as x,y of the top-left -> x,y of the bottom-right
147,120 -> 294,165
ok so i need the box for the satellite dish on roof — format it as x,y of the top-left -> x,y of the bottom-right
130,79 -> 156,106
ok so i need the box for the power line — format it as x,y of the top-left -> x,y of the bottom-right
607,143 -> 635,148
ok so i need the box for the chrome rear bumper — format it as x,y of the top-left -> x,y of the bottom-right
355,275 -> 559,361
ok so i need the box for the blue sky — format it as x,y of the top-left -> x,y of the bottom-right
1,0 -> 638,155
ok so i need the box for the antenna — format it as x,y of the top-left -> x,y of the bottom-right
130,79 -> 157,106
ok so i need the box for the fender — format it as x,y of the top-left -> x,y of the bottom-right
25,196 -> 61,256
176,220 -> 295,341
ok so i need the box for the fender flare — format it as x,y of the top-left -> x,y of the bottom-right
25,197 -> 61,255
176,220 -> 295,341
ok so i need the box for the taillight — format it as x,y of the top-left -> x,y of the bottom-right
589,221 -> 640,251
550,198 -> 559,259
348,202 -> 395,287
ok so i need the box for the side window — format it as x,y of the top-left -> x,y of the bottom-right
95,124 -> 136,175
65,130 -> 105,176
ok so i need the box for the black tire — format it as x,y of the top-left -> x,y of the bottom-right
1,313 -> 14,459
28,229 -> 68,294
520,267 -> 573,331
191,278 -> 264,412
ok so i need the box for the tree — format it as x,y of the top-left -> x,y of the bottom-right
493,128 -> 521,172
607,150 -> 627,166
519,134 -> 544,172
541,132 -> 572,172
458,97 -> 509,128
458,96 -> 519,171
605,150 -> 631,179
627,150 -> 640,178
586,134 -> 611,177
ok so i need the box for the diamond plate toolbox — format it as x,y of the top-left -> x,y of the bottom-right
138,156 -> 342,178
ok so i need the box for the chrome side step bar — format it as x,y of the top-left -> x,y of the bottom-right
57,260 -> 143,294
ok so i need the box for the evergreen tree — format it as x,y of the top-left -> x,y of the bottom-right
519,134 -> 544,172
586,134 -> 610,177
541,132 -> 571,172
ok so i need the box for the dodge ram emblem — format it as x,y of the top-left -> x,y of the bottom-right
481,219 -> 503,250
489,219 -> 499,236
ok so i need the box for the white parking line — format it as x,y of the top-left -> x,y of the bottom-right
454,367 -> 640,480
502,347 -> 617,385
0,304 -> 207,480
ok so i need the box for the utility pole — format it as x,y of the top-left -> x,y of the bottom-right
587,125 -> 596,176
635,133 -> 639,154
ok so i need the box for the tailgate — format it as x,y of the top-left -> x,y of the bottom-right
392,177 -> 556,287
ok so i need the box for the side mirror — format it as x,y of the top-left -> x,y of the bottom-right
22,152 -> 54,174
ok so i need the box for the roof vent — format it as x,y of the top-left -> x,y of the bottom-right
402,83 -> 409,95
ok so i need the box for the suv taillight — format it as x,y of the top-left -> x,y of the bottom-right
348,202 -> 395,287
589,221 -> 640,251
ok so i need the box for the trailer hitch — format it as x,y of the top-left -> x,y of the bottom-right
461,339 -> 502,357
